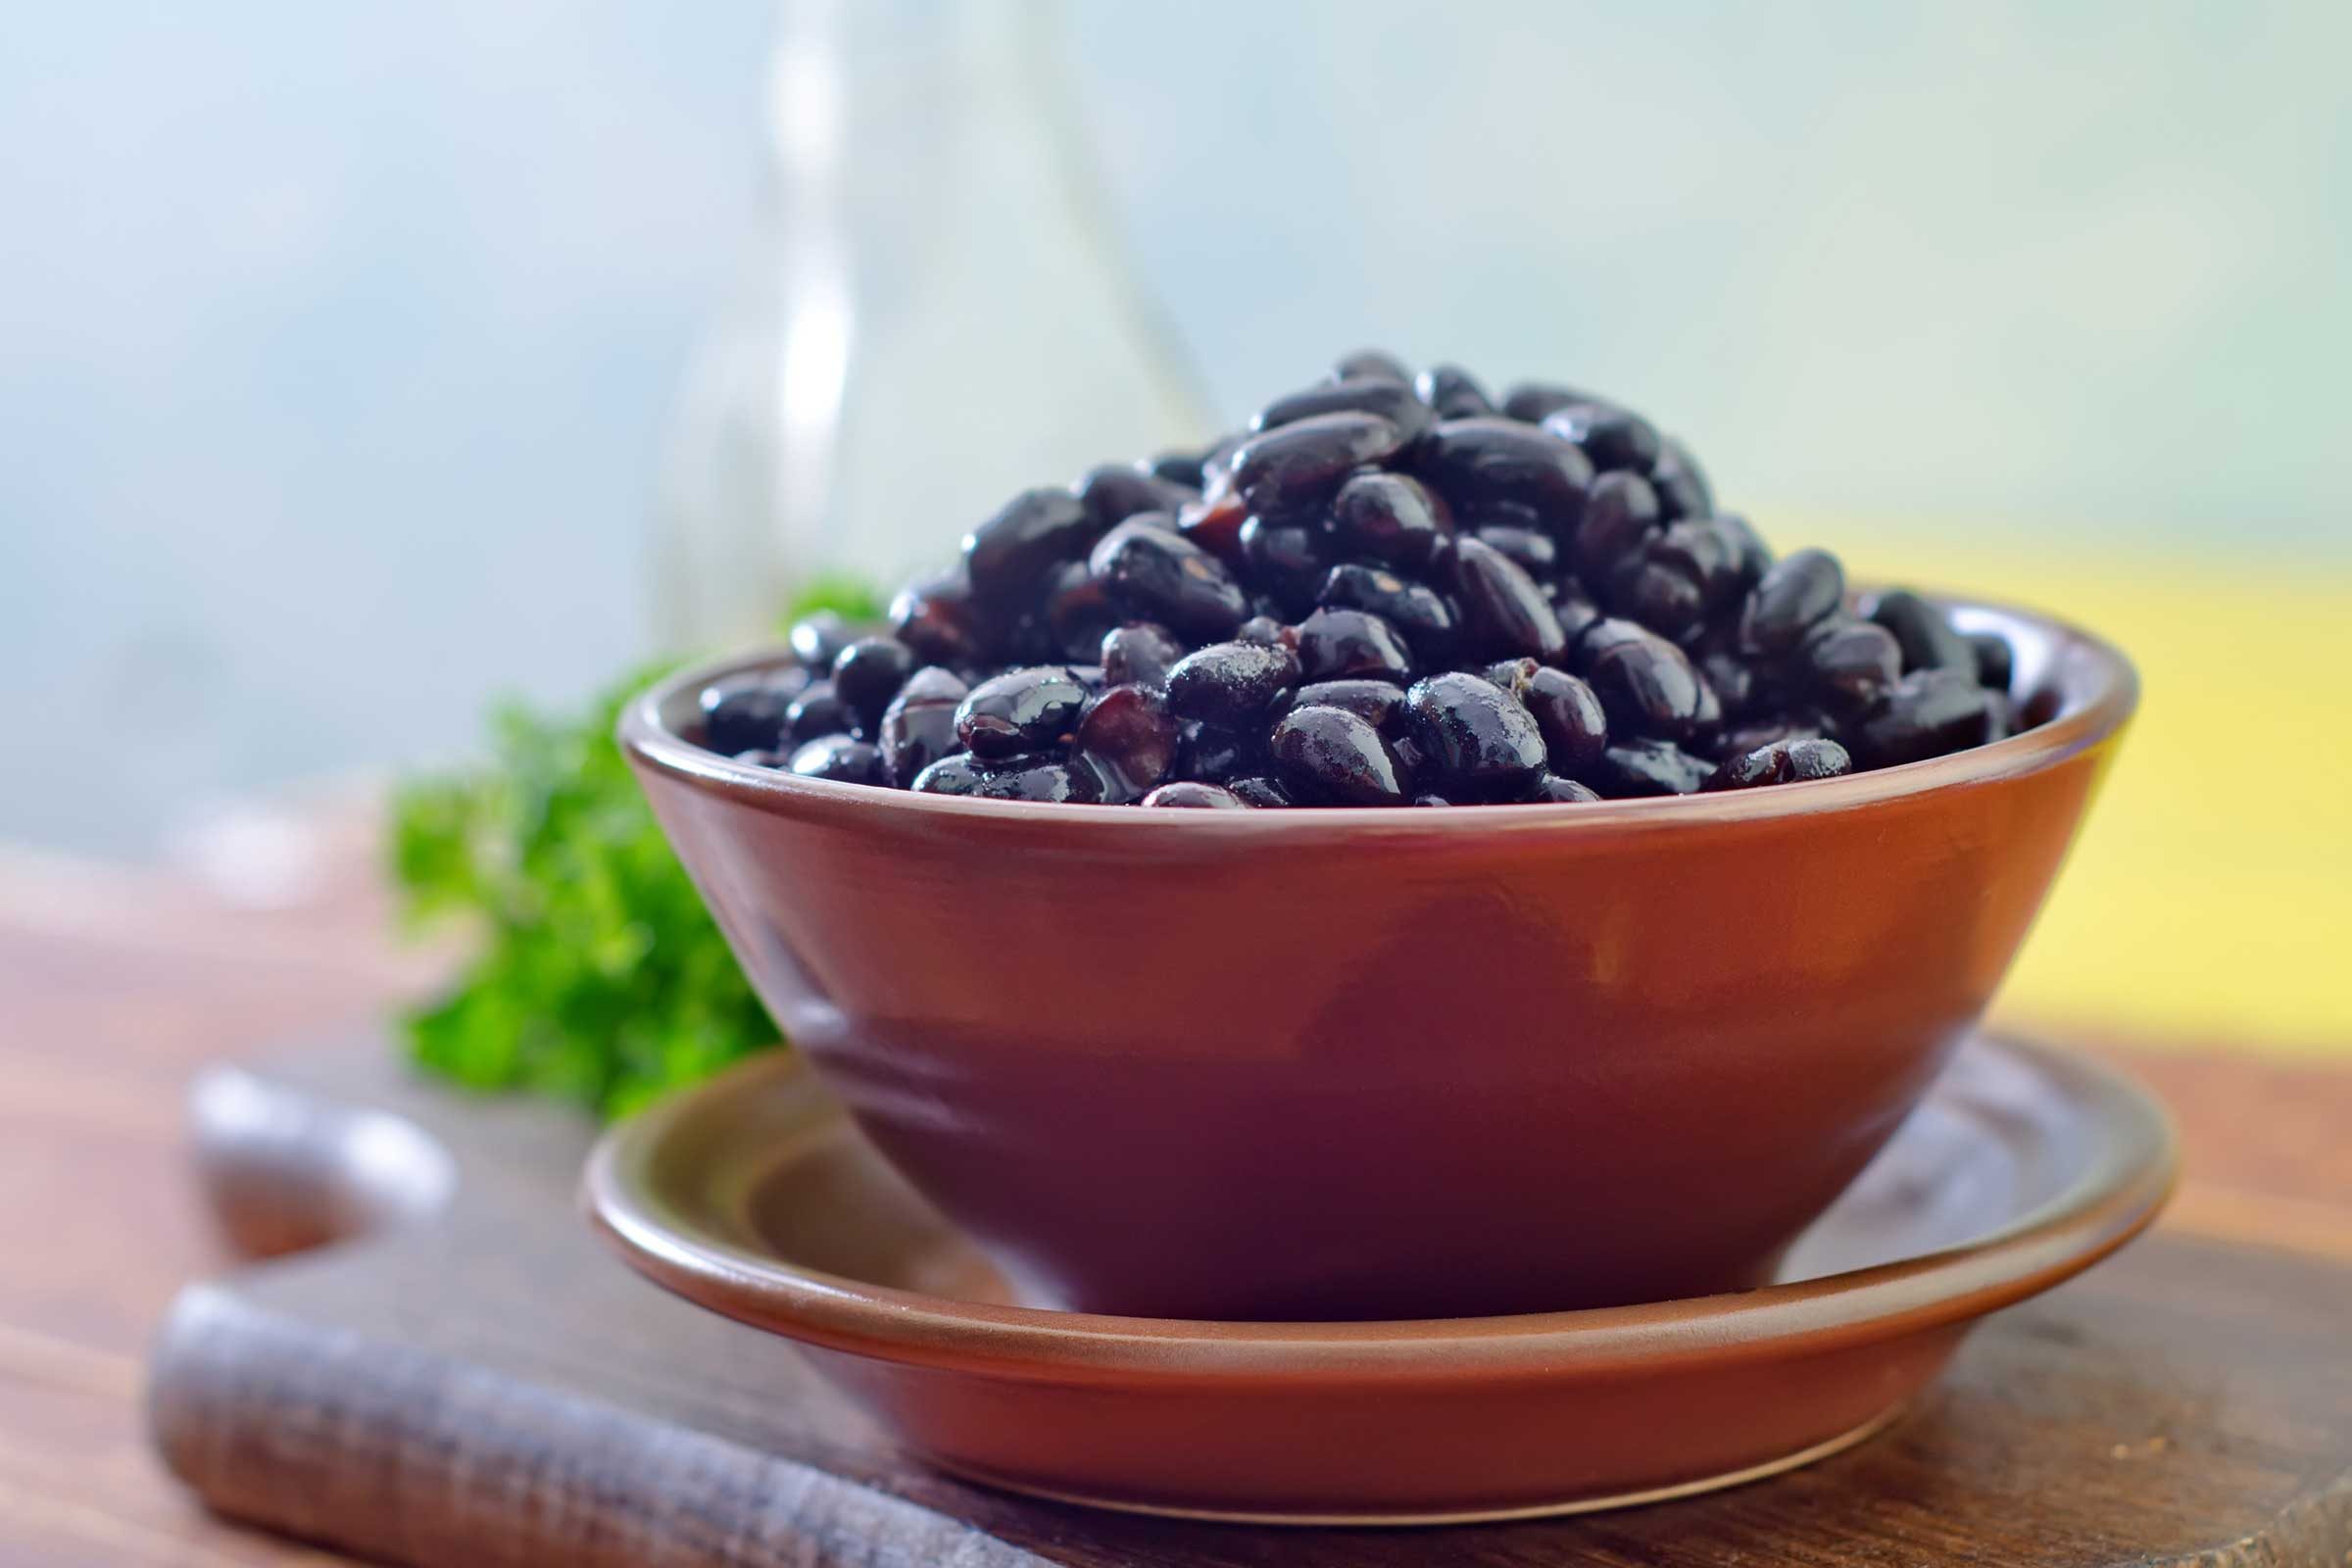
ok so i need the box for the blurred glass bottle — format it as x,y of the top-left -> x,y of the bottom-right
652,0 -> 1209,650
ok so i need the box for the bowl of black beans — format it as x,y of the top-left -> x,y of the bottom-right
621,352 -> 2137,1321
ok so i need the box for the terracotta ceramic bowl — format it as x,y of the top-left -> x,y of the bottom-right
619,595 -> 2135,1321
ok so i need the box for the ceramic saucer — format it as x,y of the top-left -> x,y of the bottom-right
584,1033 -> 2174,1524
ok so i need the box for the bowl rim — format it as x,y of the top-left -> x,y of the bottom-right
581,1034 -> 2177,1383
617,588 -> 2137,833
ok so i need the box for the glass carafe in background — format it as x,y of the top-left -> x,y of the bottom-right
652,0 -> 1211,651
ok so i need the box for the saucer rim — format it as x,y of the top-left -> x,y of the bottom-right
582,1033 -> 2178,1383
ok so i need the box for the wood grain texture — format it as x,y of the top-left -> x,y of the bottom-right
150,1032 -> 2352,1568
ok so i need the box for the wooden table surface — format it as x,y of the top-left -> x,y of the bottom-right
5,831 -> 2349,1568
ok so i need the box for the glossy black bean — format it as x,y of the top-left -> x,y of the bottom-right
971,757 -> 1105,804
1713,513 -> 1774,584
1483,659 -> 1608,776
1146,447 -> 1210,488
699,668 -> 808,756
1865,589 -> 1974,675
1550,579 -> 1601,646
1703,737 -> 1854,791
1403,672 -> 1547,801
1541,402 -> 1661,473
1499,381 -> 1598,423
1650,436 -> 1714,521
1316,563 -> 1456,655
1090,520 -> 1250,641
1293,678 -> 1407,731
1526,773 -> 1602,803
1448,535 -> 1568,664
1331,348 -> 1411,384
1238,514 -> 1329,615
1099,622 -> 1184,691
908,754 -> 987,794
1587,631 -> 1706,741
1969,630 -> 2015,693
785,679 -> 859,744
1740,548 -> 1846,655
1294,608 -> 1414,683
877,667 -> 970,787
1226,775 -> 1294,808
1142,780 -> 1250,808
1472,521 -> 1559,580
1415,363 -> 1494,418
963,487 -> 1096,601
1028,559 -> 1111,662
1075,464 -> 1198,530
1850,667 -> 2006,767
830,636 -> 916,727
890,567 -> 987,667
1573,468 -> 1666,579
1229,614 -> 1280,647
787,734 -> 887,787
1164,641 -> 1301,728
1251,376 -> 1433,445
1329,471 -> 1451,569
1270,705 -> 1407,807
1650,518 -> 1753,611
1419,417 -> 1593,532
788,612 -> 852,671
1802,615 -> 1903,708
1588,738 -> 1715,797
956,666 -> 1088,759
1608,558 -> 1706,641
1226,412 -> 1404,515
1174,721 -> 1264,784
1198,430 -> 1249,491
1073,683 -> 1178,802
1712,711 -> 1833,760
1694,645 -> 1759,718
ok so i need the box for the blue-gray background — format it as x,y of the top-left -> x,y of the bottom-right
5,1 -> 2345,857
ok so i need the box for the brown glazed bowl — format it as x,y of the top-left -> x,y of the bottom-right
619,595 -> 2135,1321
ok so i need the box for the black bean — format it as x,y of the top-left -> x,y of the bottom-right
1608,558 -> 1707,641
1864,588 -> 1973,675
1650,436 -> 1714,521
1100,622 -> 1185,691
700,668 -> 808,756
1227,775 -> 1295,808
1251,376 -> 1433,446
1330,471 -> 1452,568
1332,348 -> 1412,384
1027,559 -> 1111,662
1420,417 -> 1594,532
1551,579 -> 1601,646
787,734 -> 887,787
1484,659 -> 1608,777
1586,630 -> 1707,741
1572,470 -> 1663,574
1226,412 -> 1404,515
1589,738 -> 1715,797
1448,535 -> 1568,663
1075,464 -> 1198,530
1541,402 -> 1661,473
963,487 -> 1096,601
1713,712 -> 1832,760
786,679 -> 859,743
909,754 -> 987,795
1142,780 -> 1251,808
971,757 -> 1105,804
1090,520 -> 1250,640
1850,667 -> 2006,768
1172,490 -> 1249,562
877,667 -> 969,787
1650,518 -> 1754,611
1238,514 -> 1329,615
1164,641 -> 1301,727
1802,615 -> 1903,708
956,666 -> 1088,759
1740,548 -> 1846,655
1704,737 -> 1854,791
830,636 -> 916,727
788,612 -> 852,671
890,568 -> 986,667
1694,644 -> 1760,718
1175,721 -> 1264,784
1293,678 -> 1407,731
1472,520 -> 1559,580
1317,563 -> 1456,656
1969,630 -> 2016,693
1500,381 -> 1599,423
1413,794 -> 1452,807
1526,773 -> 1602,803
1415,363 -> 1494,418
1295,608 -> 1414,683
1073,683 -> 1178,802
1268,705 -> 1407,806
1146,447 -> 1210,488
1403,671 -> 1547,801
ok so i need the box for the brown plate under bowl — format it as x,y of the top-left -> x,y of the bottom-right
619,595 -> 2138,1322
585,1032 -> 2175,1525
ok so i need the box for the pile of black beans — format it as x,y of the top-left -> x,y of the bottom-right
697,353 -> 2019,808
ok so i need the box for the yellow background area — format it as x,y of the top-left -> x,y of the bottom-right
1797,520 -> 2350,1059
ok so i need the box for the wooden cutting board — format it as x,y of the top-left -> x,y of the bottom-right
149,1030 -> 2352,1567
